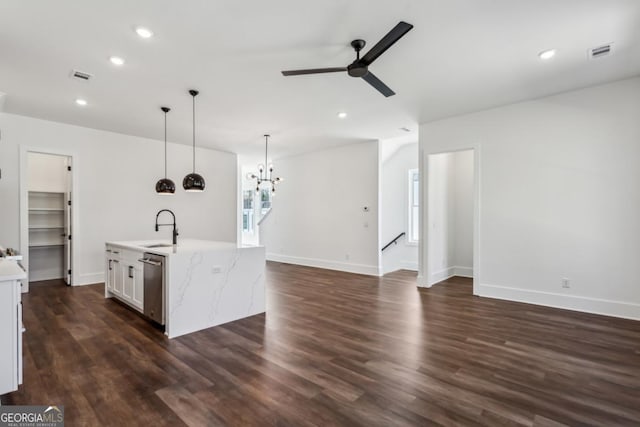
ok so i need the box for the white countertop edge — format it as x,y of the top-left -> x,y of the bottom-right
0,259 -> 27,281
105,239 -> 264,256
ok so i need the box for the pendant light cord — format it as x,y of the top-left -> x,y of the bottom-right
265,135 -> 268,179
192,93 -> 196,173
164,110 -> 168,179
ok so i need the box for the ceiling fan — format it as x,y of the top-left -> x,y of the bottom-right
281,21 -> 413,97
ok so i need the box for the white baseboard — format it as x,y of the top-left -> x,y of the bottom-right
75,272 -> 103,286
266,253 -> 381,276
478,283 -> 640,321
453,266 -> 473,278
400,261 -> 419,271
417,274 -> 429,288
28,269 -> 63,282
381,267 -> 398,275
430,266 -> 474,285
430,267 -> 455,284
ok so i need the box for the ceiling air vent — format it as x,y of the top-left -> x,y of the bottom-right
70,69 -> 93,82
589,43 -> 613,59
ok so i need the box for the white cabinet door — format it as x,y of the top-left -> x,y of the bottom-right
123,264 -> 134,300
112,260 -> 123,295
0,280 -> 20,395
132,265 -> 144,310
106,257 -> 114,291
17,299 -> 23,385
105,246 -> 112,292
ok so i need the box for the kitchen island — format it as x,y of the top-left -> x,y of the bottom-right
104,239 -> 265,338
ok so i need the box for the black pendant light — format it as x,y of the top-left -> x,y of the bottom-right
183,89 -> 205,192
156,106 -> 176,195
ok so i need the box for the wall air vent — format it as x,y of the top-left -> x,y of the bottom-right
589,43 -> 613,59
70,69 -> 93,81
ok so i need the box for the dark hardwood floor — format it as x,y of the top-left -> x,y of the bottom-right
4,263 -> 640,426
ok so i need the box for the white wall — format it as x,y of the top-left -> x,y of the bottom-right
0,113 -> 237,285
260,141 -> 380,275
428,152 -> 454,281
454,150 -> 474,271
380,142 -> 418,274
419,77 -> 640,320
427,150 -> 473,283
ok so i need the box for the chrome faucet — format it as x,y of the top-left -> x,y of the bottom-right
155,209 -> 178,245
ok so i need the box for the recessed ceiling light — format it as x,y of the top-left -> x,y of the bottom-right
538,49 -> 556,60
109,56 -> 125,66
135,27 -> 153,39
75,98 -> 87,106
337,112 -> 347,119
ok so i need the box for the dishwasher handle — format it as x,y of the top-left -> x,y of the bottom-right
138,258 -> 162,266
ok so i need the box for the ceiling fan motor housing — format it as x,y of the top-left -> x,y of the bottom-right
347,63 -> 368,78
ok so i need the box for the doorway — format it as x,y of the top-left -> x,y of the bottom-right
425,149 -> 476,291
20,150 -> 75,291
379,140 -> 419,275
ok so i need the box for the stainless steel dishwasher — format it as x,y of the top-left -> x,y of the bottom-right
138,253 -> 165,325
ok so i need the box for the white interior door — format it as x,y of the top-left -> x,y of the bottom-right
64,157 -> 72,285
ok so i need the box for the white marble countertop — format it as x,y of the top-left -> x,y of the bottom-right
0,259 -> 27,281
106,239 -> 262,257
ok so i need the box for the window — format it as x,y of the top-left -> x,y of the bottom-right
242,190 -> 254,233
260,188 -> 271,214
408,169 -> 419,243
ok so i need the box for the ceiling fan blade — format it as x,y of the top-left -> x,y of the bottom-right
360,21 -> 413,66
362,72 -> 395,97
281,67 -> 347,76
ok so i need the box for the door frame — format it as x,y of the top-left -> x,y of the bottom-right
19,146 -> 80,290
418,144 -> 481,295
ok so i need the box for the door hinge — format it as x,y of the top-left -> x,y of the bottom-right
67,166 -> 71,171
68,235 -> 72,241
68,269 -> 71,275
68,200 -> 71,206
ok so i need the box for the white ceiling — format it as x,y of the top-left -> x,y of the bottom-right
1,0 -> 639,158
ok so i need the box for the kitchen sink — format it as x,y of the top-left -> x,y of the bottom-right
142,243 -> 173,248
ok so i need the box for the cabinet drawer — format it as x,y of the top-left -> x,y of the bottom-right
120,249 -> 143,265
105,245 -> 121,259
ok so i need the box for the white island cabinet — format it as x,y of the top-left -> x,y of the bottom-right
0,259 -> 27,395
105,245 -> 144,311
105,239 -> 266,339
